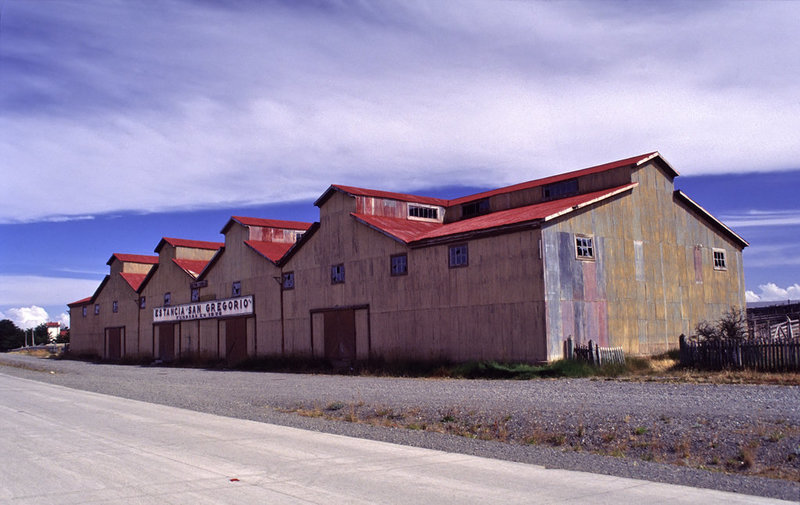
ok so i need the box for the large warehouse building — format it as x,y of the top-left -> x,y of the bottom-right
68,152 -> 748,364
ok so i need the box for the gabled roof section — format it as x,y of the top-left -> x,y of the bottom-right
220,216 -> 313,234
449,152 -> 671,206
353,183 -> 637,245
315,184 -> 449,208
674,190 -> 749,248
244,240 -> 294,265
172,258 -> 212,279
68,296 -> 93,307
106,253 -> 159,266
120,272 -> 148,291
278,221 -> 321,266
89,275 -> 110,302
155,237 -> 224,253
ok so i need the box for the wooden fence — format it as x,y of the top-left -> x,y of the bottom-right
678,334 -> 800,371
564,337 -> 625,366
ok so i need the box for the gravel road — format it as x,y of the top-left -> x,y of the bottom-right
1,354 -> 798,502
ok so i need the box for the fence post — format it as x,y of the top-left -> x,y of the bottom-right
565,336 -> 574,361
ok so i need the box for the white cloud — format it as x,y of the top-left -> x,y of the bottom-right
5,306 -> 50,330
58,312 -> 70,328
745,283 -> 800,303
0,275 -> 101,307
1,1 -> 800,223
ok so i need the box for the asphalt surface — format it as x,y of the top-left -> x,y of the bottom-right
3,373 -> 795,505
0,354 -> 798,502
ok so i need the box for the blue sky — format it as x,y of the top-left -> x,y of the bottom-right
1,1 -> 799,328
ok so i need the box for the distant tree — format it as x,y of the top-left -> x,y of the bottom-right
33,323 -> 50,345
0,319 -> 25,351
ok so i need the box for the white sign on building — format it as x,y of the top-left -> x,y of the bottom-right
153,295 -> 254,323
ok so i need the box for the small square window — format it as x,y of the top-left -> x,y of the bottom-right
449,244 -> 469,268
139,296 -> 146,309
82,306 -> 87,317
282,272 -> 295,290
164,292 -> 171,307
575,235 -> 594,260
232,281 -> 241,297
112,301 -> 118,313
391,254 -> 408,276
331,264 -> 345,284
94,304 -> 100,315
713,248 -> 727,270
191,287 -> 200,302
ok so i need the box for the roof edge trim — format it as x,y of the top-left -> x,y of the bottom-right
674,190 -> 749,248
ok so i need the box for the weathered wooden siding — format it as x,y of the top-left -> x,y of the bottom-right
200,221 -> 281,358
281,191 -> 548,363
542,161 -> 745,357
138,244 -> 207,358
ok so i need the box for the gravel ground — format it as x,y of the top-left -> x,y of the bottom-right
1,354 -> 798,502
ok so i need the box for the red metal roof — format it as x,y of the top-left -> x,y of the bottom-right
222,216 -> 313,234
352,184 -> 637,244
120,272 -> 148,291
172,258 -> 212,279
106,253 -> 159,266
449,152 -> 665,206
68,296 -> 93,307
314,153 -> 671,213
315,184 -> 449,208
350,215 -> 443,243
157,237 -> 224,252
244,240 -> 294,264
46,322 -> 60,327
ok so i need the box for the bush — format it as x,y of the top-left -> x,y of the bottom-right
693,307 -> 747,342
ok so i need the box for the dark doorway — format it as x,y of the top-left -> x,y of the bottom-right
106,327 -> 122,360
324,309 -> 356,363
226,317 -> 248,365
158,324 -> 175,361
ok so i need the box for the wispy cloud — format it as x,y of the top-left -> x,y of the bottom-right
2,1 -> 800,223
0,275 -> 101,307
721,210 -> 800,228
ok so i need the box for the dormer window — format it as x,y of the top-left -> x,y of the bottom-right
461,199 -> 490,219
543,179 -> 578,200
409,205 -> 438,220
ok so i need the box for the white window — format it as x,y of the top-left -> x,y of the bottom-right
164,292 -> 171,307
232,281 -> 241,296
575,235 -> 594,260
139,296 -> 146,309
408,205 -> 438,220
449,244 -> 469,268
191,287 -> 200,302
112,301 -> 118,313
713,248 -> 727,270
82,306 -> 87,317
94,304 -> 100,315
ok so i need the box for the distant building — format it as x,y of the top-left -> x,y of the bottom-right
69,152 -> 747,363
747,300 -> 800,340
45,322 -> 60,343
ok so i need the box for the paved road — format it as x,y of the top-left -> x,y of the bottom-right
1,373 -> 795,505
